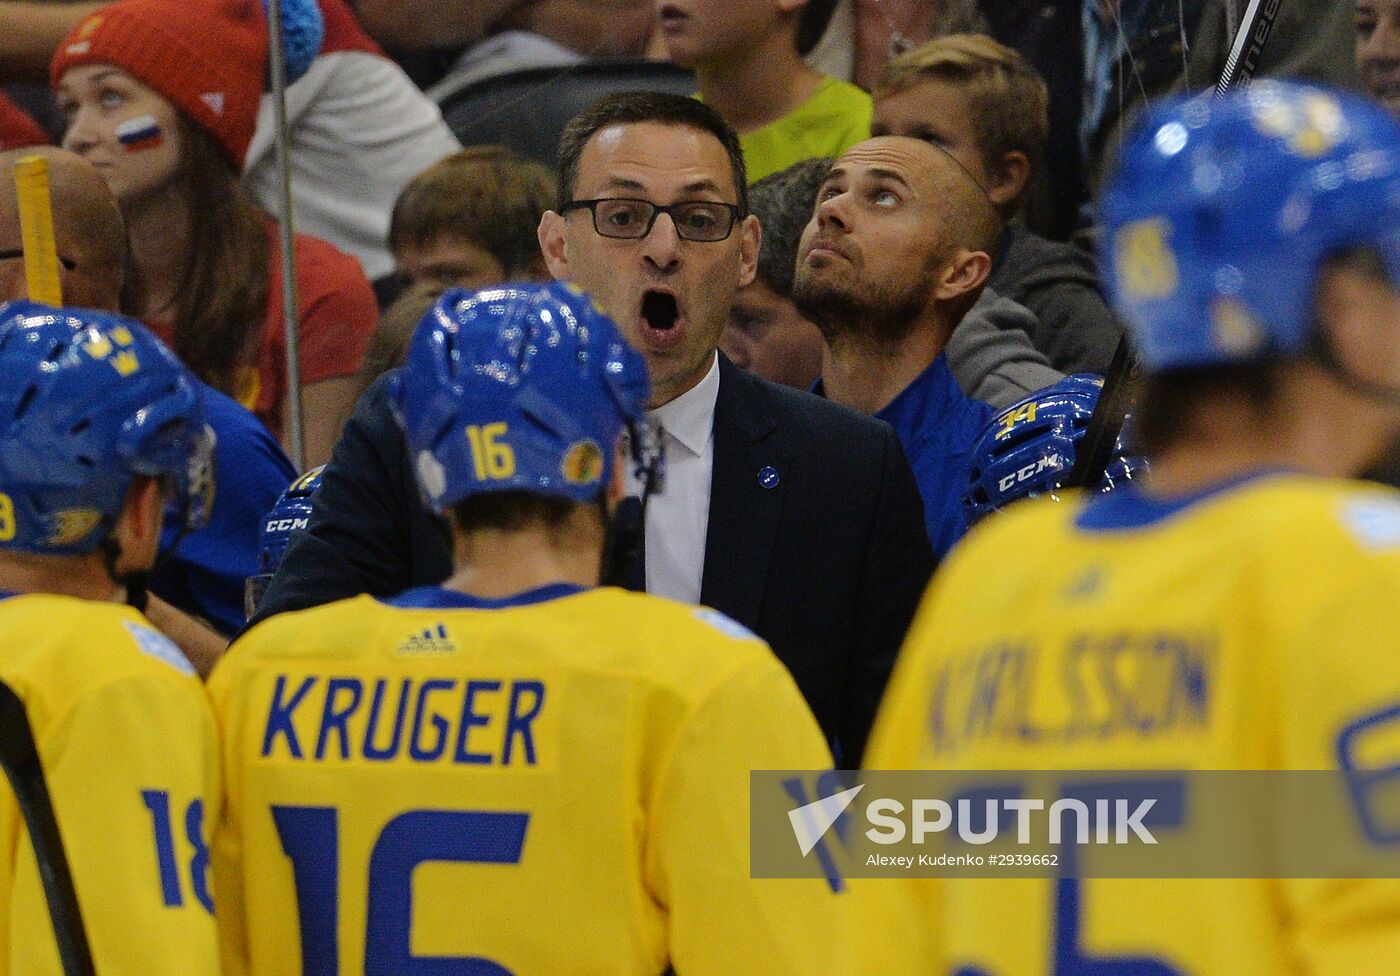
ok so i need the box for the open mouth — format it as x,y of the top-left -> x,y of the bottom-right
657,5 -> 688,30
642,290 -> 679,331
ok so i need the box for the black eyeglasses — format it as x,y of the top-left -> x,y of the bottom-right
0,249 -> 76,271
561,198 -> 742,243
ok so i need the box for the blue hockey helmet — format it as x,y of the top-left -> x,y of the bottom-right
963,374 -> 1145,524
0,301 -> 214,556
391,282 -> 655,514
1099,80 -> 1400,373
244,464 -> 323,617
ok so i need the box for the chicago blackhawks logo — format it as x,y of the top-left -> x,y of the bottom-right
560,439 -> 604,485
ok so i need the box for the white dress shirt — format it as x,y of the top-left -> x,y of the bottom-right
625,353 -> 719,604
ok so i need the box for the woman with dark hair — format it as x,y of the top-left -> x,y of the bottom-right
51,0 -> 378,467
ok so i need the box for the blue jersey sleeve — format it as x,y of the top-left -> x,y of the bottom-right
154,386 -> 296,634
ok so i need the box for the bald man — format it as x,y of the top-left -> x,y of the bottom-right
0,147 -> 295,673
793,135 -> 1009,557
0,146 -> 124,309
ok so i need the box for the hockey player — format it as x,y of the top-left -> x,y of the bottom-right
962,373 -> 1144,525
860,81 -> 1400,973
209,282 -> 847,975
0,301 -> 220,973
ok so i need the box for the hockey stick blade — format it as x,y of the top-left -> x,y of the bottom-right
0,681 -> 97,976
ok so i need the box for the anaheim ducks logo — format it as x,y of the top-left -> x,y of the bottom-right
560,439 -> 604,485
44,509 -> 102,547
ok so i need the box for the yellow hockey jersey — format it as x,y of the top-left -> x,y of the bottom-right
0,593 -> 221,975
209,583 -> 845,976
862,473 -> 1400,976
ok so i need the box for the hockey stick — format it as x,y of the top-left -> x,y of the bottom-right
0,681 -> 97,976
1065,332 -> 1138,488
14,155 -> 63,307
1217,0 -> 1284,95
7,177 -> 97,973
1067,0 -> 1284,489
267,0 -> 307,471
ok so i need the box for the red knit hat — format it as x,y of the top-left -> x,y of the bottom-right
50,0 -> 267,170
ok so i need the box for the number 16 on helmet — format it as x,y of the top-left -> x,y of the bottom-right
390,282 -> 662,516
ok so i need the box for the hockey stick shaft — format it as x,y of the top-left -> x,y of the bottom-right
1071,1 -> 1286,489
1216,0 -> 1284,95
0,681 -> 96,976
267,0 -> 307,470
1065,333 -> 1137,488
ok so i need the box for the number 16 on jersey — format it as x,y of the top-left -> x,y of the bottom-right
274,804 -> 530,975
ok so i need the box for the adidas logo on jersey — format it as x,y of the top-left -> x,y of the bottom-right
396,624 -> 456,654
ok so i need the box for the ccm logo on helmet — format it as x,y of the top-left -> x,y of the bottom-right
998,456 -> 1059,493
266,517 -> 309,533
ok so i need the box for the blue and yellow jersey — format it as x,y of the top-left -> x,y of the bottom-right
862,473 -> 1400,975
0,593 -> 220,975
209,583 -> 843,976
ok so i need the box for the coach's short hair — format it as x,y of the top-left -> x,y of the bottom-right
557,92 -> 748,214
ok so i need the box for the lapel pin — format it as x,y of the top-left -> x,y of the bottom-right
758,465 -> 780,489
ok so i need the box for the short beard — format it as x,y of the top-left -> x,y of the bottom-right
794,268 -> 929,354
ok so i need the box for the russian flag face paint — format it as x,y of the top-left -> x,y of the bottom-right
116,114 -> 163,152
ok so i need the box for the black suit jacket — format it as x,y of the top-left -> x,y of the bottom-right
253,356 -> 934,763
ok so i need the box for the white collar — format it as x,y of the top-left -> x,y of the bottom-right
649,353 -> 719,458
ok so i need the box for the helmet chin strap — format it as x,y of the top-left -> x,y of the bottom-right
97,481 -> 191,614
599,419 -> 664,589
1307,327 -> 1400,406
600,495 -> 644,589
98,536 -> 149,613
